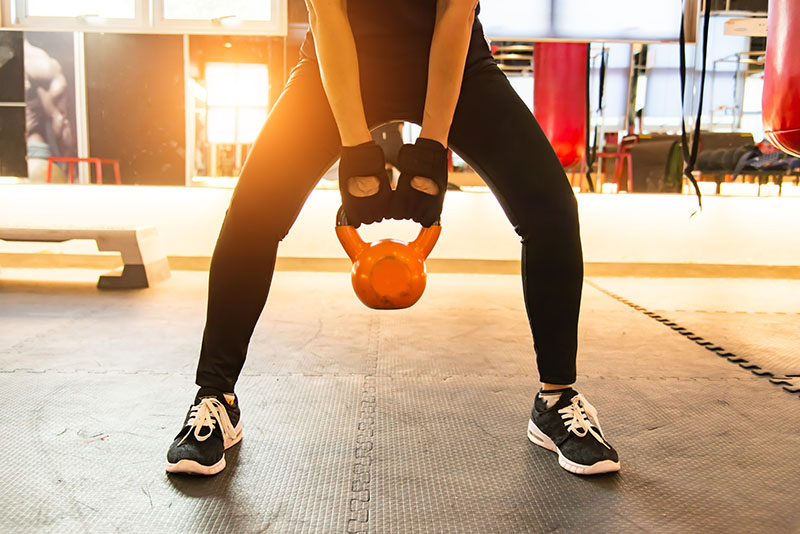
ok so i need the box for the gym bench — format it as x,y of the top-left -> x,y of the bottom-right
0,225 -> 171,289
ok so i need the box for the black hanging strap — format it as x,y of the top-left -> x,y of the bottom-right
583,45 -> 595,192
593,45 -> 607,170
679,0 -> 712,209
584,44 -> 606,192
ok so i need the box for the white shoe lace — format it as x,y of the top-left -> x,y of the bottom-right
178,397 -> 237,445
558,394 -> 611,449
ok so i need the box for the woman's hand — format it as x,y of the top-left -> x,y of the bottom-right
339,142 -> 392,227
391,138 -> 449,227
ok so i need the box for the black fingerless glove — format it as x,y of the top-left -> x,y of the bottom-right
339,141 -> 392,228
392,137 -> 448,227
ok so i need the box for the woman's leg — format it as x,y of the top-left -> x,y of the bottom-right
447,66 -> 583,386
195,59 -> 343,393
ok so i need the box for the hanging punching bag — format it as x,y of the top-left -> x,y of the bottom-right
533,43 -> 588,168
762,0 -> 800,157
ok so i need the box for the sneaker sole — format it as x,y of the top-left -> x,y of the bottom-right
165,421 -> 243,476
527,419 -> 620,475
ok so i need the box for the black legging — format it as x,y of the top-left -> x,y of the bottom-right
195,33 -> 584,391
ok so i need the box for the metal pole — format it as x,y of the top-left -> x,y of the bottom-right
709,57 -> 718,127
0,0 -> 11,25
684,0 -> 700,43
73,32 -> 91,184
622,45 -> 635,140
183,34 -> 195,187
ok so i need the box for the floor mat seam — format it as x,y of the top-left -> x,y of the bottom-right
346,315 -> 379,533
0,369 -> 768,382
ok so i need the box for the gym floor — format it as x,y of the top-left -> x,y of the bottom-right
1,269 -> 799,533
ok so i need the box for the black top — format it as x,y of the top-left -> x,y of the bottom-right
346,0 -> 481,40
301,1 -> 485,61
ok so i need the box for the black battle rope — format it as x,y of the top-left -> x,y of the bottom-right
679,0 -> 712,209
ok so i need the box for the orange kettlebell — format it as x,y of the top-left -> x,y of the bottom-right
335,206 -> 441,310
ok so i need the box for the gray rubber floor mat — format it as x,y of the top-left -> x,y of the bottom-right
1,271 -> 798,533
373,375 -> 800,534
0,372 -> 361,533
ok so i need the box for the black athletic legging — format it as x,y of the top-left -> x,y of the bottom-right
195,32 -> 583,391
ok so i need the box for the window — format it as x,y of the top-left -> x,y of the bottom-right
3,0 -> 286,34
553,0 -> 681,42
642,43 -> 693,130
9,0 -> 144,29
740,74 -> 764,142
641,15 -> 751,132
153,0 -> 285,34
588,43 -> 633,131
23,0 -> 136,18
702,15 -> 750,129
480,0 -> 683,42
479,0 -> 551,41
193,62 -> 269,181
205,63 -> 269,145
163,0 -> 270,22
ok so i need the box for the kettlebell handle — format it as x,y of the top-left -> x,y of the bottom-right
335,206 -> 353,227
335,207 -> 367,261
335,206 -> 441,261
411,223 -> 441,259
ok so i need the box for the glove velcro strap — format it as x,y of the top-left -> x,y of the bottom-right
340,141 -> 386,181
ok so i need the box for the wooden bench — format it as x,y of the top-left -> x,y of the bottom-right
0,225 -> 171,289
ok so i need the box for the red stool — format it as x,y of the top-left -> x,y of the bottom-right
596,151 -> 633,192
46,157 -> 121,185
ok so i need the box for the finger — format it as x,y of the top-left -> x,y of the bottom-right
347,175 -> 381,197
410,176 -> 439,195
412,200 -> 426,226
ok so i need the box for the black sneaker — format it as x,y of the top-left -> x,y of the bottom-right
527,388 -> 620,475
166,388 -> 242,475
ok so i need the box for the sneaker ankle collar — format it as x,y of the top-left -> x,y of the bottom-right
195,387 -> 227,402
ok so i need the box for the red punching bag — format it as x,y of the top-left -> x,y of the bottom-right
763,0 -> 800,157
533,43 -> 587,168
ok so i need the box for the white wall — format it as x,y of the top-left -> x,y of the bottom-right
1,184 -> 799,266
